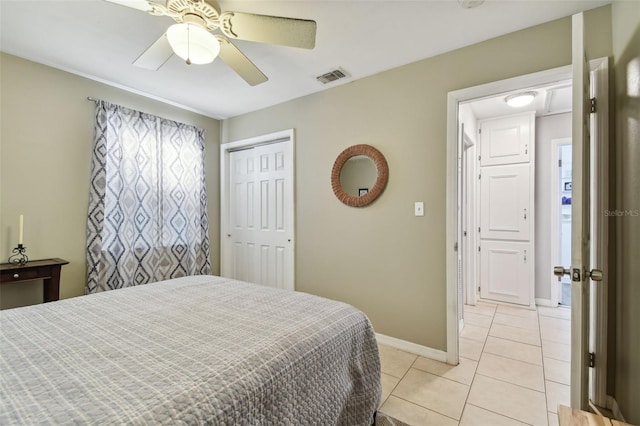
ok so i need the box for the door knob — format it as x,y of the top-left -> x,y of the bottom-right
586,268 -> 603,281
554,266 -> 570,281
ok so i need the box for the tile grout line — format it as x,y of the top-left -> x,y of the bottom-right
386,354 -> 466,424
473,371 -> 545,394
379,350 -> 419,411
458,303 -> 496,425
539,308 -> 553,424
464,402 -> 537,426
481,341 -> 545,367
387,394 -> 461,424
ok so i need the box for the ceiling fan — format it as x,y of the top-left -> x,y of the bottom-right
106,0 -> 317,86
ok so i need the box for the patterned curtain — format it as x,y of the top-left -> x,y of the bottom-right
86,100 -> 211,293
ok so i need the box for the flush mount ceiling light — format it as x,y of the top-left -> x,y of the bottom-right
505,91 -> 538,108
166,22 -> 220,65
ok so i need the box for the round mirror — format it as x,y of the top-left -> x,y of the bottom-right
339,155 -> 378,197
331,144 -> 388,207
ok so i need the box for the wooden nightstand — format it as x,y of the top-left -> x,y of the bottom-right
0,258 -> 69,302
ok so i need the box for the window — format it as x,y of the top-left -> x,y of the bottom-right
87,101 -> 211,293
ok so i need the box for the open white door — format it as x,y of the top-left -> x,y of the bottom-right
556,12 -> 606,410
571,12 -> 592,410
555,16 -> 610,408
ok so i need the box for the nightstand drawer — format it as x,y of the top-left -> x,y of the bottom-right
3,268 -> 45,282
0,258 -> 69,303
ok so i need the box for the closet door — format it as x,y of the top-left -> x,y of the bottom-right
478,112 -> 535,306
480,240 -> 531,305
227,140 -> 293,289
480,163 -> 530,241
480,113 -> 533,166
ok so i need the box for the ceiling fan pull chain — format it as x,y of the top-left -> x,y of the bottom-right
186,23 -> 192,65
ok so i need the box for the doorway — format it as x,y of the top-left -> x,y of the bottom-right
446,55 -> 610,410
446,65 -> 575,364
458,81 -> 572,312
220,129 -> 295,291
551,139 -> 573,307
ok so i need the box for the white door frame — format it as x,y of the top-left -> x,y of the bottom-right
462,127 -> 478,307
220,129 -> 296,290
446,58 -> 609,404
550,137 -> 573,308
446,64 -> 573,364
588,56 -> 609,409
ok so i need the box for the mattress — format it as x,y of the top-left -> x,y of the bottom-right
0,275 -> 381,425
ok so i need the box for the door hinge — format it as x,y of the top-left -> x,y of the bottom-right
478,155 -> 481,161
478,246 -> 481,252
454,242 -> 458,252
478,286 -> 481,292
590,98 -> 597,113
558,159 -> 562,168
589,352 -> 595,368
478,173 -> 481,180
478,128 -> 482,135
478,227 -> 481,233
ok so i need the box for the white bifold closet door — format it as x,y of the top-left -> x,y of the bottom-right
478,112 -> 534,306
228,141 -> 293,290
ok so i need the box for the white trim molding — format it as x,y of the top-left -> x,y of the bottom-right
446,64 -> 573,366
535,297 -> 555,307
376,333 -> 448,363
550,137 -> 573,309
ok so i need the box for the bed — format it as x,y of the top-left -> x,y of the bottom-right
0,275 -> 381,425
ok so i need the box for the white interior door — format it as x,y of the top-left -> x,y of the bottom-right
222,131 -> 295,291
570,12 -> 592,410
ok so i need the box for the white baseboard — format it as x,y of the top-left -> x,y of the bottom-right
535,298 -> 556,307
606,395 -> 627,422
376,333 -> 447,363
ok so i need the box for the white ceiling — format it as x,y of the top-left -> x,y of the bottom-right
0,0 -> 609,119
467,80 -> 573,120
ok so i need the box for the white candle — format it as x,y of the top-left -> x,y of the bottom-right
18,215 -> 24,245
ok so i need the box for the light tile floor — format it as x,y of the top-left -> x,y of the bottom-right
379,301 -> 572,426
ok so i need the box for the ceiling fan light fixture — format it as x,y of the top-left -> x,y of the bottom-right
505,91 -> 537,108
166,23 -> 220,65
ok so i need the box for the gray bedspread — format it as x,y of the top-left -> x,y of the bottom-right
0,275 -> 381,425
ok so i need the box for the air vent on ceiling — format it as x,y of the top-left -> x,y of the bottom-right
316,68 -> 350,84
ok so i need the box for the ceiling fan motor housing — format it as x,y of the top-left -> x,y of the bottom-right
165,0 -> 221,31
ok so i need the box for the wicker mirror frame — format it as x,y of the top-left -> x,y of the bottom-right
331,144 -> 389,207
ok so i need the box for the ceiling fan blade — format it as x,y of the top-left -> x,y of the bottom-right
103,0 -> 154,12
220,12 -> 316,49
216,36 -> 268,86
133,33 -> 173,70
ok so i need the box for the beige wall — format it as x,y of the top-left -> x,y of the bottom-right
222,7 -> 612,349
612,1 -> 640,423
0,54 -> 221,309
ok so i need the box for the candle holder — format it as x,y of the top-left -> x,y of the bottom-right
8,244 -> 29,265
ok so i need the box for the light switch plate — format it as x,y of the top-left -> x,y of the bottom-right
414,202 -> 424,217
